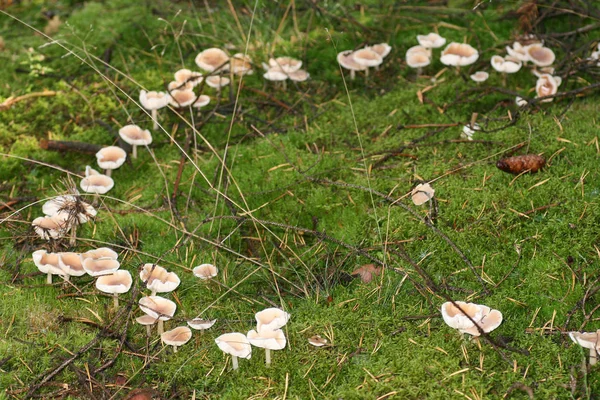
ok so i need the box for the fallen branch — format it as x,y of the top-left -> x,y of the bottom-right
40,139 -> 103,154
0,90 -> 57,111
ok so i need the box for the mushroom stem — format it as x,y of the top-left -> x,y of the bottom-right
132,145 -> 137,159
157,320 -> 164,335
590,348 -> 598,365
502,73 -> 507,87
151,290 -> 157,297
105,169 -> 112,177
113,293 -> 119,309
47,273 -> 52,285
146,325 -> 152,336
364,67 -> 369,78
173,345 -> 178,353
69,224 -> 77,246
417,66 -> 422,77
231,355 -> 239,370
350,70 -> 355,80
151,109 -> 158,131
265,349 -> 271,366
282,80 -> 287,91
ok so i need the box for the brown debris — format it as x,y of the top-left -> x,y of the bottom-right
351,264 -> 382,283
496,154 -> 546,174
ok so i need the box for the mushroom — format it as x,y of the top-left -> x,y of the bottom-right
193,95 -> 211,110
569,331 -> 600,365
168,80 -> 193,91
268,57 -> 302,74
174,69 -> 203,87
247,328 -> 286,365
441,301 -> 503,336
352,48 -> 383,77
32,214 -> 69,241
139,263 -> 180,296
229,53 -> 253,76
411,183 -> 435,206
255,308 -> 290,332
263,69 -> 289,87
187,318 -> 217,331
470,71 -> 489,83
440,42 -> 479,68
161,326 -> 192,353
82,247 -> 118,261
139,90 -> 171,131
96,146 -> 126,177
535,73 -> 560,102
33,249 -> 66,284
80,166 -> 114,197
205,75 -> 230,97
366,43 -> 392,58
118,125 -> 152,159
169,89 -> 197,108
42,195 -> 96,245
405,49 -> 431,76
524,43 -> 555,67
337,50 -> 367,80
96,270 -> 132,308
458,305 -> 503,336
308,335 -> 328,347
515,96 -> 528,107
136,314 -> 157,336
192,263 -> 218,280
83,257 -> 120,277
214,332 -> 252,370
57,252 -> 85,280
416,33 -> 446,49
461,122 -> 481,141
505,42 -> 528,63
139,296 -> 177,335
288,69 -> 310,82
406,45 -> 432,58
195,48 -> 230,73
491,55 -> 522,74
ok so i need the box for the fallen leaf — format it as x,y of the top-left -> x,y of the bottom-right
351,264 -> 382,283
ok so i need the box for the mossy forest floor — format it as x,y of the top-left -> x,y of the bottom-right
1,0 -> 600,398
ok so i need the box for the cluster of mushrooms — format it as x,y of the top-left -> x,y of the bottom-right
337,43 -> 392,80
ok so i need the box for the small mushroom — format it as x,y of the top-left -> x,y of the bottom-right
80,166 -> 114,196
535,73 -> 560,102
505,42 -> 528,63
308,335 -> 328,347
337,50 -> 367,80
139,90 -> 171,131
569,331 -> 600,365
416,33 -> 446,49
118,125 -> 152,159
140,263 -> 180,296
352,48 -> 383,77
83,257 -> 120,277
440,42 -> 479,68
411,183 -> 435,206
461,123 -> 481,141
229,53 -> 253,76
187,318 -> 217,331
524,43 -> 555,67
405,50 -> 431,76
205,75 -> 230,95
195,48 -> 230,73
268,57 -> 302,74
193,95 -> 211,110
169,89 -> 197,108
82,247 -> 118,261
41,195 -> 96,245
33,249 -> 66,284
96,270 -> 133,308
136,314 -> 158,336
32,214 -> 69,241
193,263 -> 218,280
161,326 -> 192,353
96,146 -> 127,177
288,69 -> 310,82
441,301 -> 503,336
139,296 -> 177,335
366,43 -> 392,58
174,69 -> 203,87
215,332 -> 252,370
255,308 -> 290,332
470,71 -> 489,83
57,252 -> 85,279
247,328 -> 286,365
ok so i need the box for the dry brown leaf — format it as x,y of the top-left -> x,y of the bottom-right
351,264 -> 382,283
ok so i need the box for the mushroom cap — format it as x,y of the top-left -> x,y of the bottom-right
269,57 -> 302,74
193,263 -> 218,280
187,318 -> 217,330
139,90 -> 171,110
263,69 -> 288,81
441,301 -> 483,330
506,42 -> 528,62
168,80 -> 194,91
136,314 -> 157,326
247,328 -> 287,350
411,183 -> 435,206
490,55 -> 522,73
230,53 -> 253,75
525,43 -> 555,67
174,69 -> 203,87
82,247 -> 118,260
96,146 -> 127,171
416,33 -> 446,49
406,52 -> 431,69
42,195 -> 97,224
569,331 -> 600,350
205,75 -> 230,88
367,43 -> 392,58
32,250 -> 65,276
536,73 -> 560,102
459,306 -> 503,336
161,326 -> 192,347
215,332 -> 252,359
337,50 -> 367,71
461,123 -> 481,140
193,95 -> 211,109
169,89 -> 197,108
139,296 -> 177,321
308,335 -> 328,347
515,96 -> 528,107
406,45 -> 432,58
32,215 -> 69,240
288,69 -> 309,82
83,257 -> 120,277
255,308 -> 290,331
119,125 -> 153,146
440,42 -> 479,66
96,270 -> 133,294
195,48 -> 230,72
531,66 -> 555,78
58,252 -> 85,277
470,71 -> 489,82
80,166 -> 114,195
140,263 -> 180,293
352,48 -> 383,67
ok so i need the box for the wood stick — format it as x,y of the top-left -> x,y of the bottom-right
40,139 -> 103,154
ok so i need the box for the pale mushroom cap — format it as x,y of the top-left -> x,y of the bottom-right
140,263 -> 180,293
161,326 -> 192,347
288,69 -> 310,82
264,69 -> 288,81
96,270 -> 133,294
96,146 -> 127,171
193,263 -> 218,280
470,71 -> 489,82
32,215 -> 68,240
352,48 -> 383,67
367,43 -> 392,58
525,43 -> 555,67
441,301 -> 483,330
193,95 -> 211,109
337,50 -> 367,71
490,55 -> 522,73
80,172 -> 114,195
406,52 -> 431,69
42,195 -> 77,216
136,314 -> 158,326
308,335 -> 328,347
174,69 -> 203,87
406,45 -> 432,58
536,73 -> 559,101
440,42 -> 479,66
532,66 -> 555,78
205,75 -> 230,88
169,89 -> 197,108
32,250 -> 65,276
42,195 -> 97,224
187,318 -> 217,330
58,252 -> 85,276
82,257 -> 121,277
269,57 -> 302,74
461,123 -> 481,140
119,125 -> 153,146
411,183 -> 435,206
569,331 -> 600,349
506,42 -> 528,62
247,328 -> 287,350
139,90 -> 171,110
215,332 -> 252,359
168,80 -> 193,91
82,247 -> 118,260
255,308 -> 290,331
139,296 -> 177,321
515,96 -> 528,107
416,33 -> 446,49
230,53 -> 253,75
195,48 -> 230,72
460,308 -> 503,336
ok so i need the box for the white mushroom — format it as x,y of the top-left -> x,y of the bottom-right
411,183 -> 435,206
524,43 -> 555,67
535,73 -> 560,102
169,89 -> 197,108
440,42 -> 479,67
416,33 -> 446,49
81,247 -> 118,261
139,263 -> 180,296
247,328 -> 286,365
139,90 -> 171,131
352,48 -> 383,77
215,332 -> 252,370
33,249 -> 66,284
83,257 -> 120,277
569,331 -> 600,365
461,123 -> 481,141
187,318 -> 217,331
118,125 -> 152,159
32,214 -> 69,241
505,42 -> 528,63
490,55 -> 522,74
96,146 -> 126,177
255,308 -> 290,331
229,53 -> 253,76
337,50 -> 367,80
193,95 -> 211,109
192,263 -> 218,280
441,301 -> 503,336
57,252 -> 85,279
95,270 -> 132,308
161,326 -> 192,353
366,43 -> 392,58
174,69 -> 203,87
308,335 -> 328,347
195,48 -> 230,72
80,166 -> 114,195
139,296 -> 177,335
136,314 -> 157,336
470,71 -> 489,83
268,57 -> 302,74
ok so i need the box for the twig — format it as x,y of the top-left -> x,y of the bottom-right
40,139 -> 103,154
0,90 -> 57,111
